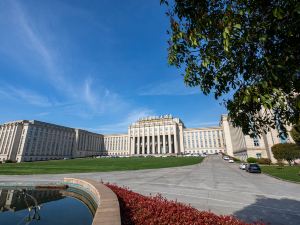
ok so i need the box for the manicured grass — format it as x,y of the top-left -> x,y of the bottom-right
0,157 -> 203,175
261,165 -> 300,183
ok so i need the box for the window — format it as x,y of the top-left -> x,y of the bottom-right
279,133 -> 288,144
253,137 -> 260,146
256,153 -> 262,159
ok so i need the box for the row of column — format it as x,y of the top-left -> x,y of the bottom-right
184,130 -> 224,149
24,127 -> 75,157
0,124 -> 18,155
78,133 -> 104,152
130,127 -> 179,155
105,137 -> 128,151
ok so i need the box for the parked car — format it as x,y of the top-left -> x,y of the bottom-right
228,159 -> 234,163
246,163 -> 261,173
223,156 -> 229,160
239,163 -> 247,170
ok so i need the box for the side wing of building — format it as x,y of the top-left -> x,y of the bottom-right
0,120 -> 105,162
104,134 -> 129,156
183,127 -> 225,155
220,114 -> 294,162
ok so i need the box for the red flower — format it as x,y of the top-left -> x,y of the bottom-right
105,183 -> 264,225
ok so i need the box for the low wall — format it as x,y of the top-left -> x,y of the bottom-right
64,178 -> 121,225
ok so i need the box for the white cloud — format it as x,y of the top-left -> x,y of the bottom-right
0,85 -> 53,107
85,108 -> 155,134
81,78 -> 127,115
139,79 -> 200,96
35,112 -> 51,117
5,0 -> 127,116
185,120 -> 220,128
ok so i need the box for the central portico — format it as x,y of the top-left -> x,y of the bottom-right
128,115 -> 185,155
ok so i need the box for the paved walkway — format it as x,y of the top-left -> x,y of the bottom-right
0,155 -> 299,224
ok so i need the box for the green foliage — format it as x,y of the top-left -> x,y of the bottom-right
161,0 -> 300,137
247,157 -> 258,163
257,158 -> 272,165
290,123 -> 300,144
271,143 -> 300,165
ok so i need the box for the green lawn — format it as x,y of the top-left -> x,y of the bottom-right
261,165 -> 300,183
0,157 -> 203,175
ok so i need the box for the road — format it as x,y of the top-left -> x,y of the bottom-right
0,155 -> 299,224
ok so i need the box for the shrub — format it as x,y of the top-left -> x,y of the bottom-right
257,158 -> 271,165
4,159 -> 14,163
106,183 -> 262,225
247,157 -> 258,163
271,143 -> 300,166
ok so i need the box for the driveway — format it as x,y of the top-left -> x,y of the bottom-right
0,155 -> 299,224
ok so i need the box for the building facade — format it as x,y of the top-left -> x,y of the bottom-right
104,134 -> 129,156
183,127 -> 225,155
0,120 -> 105,162
104,115 -> 227,156
0,114 -> 294,162
220,115 -> 294,162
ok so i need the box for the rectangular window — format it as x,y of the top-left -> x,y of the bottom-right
253,137 -> 260,146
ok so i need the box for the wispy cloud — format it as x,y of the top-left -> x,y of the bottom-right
84,108 -> 155,134
185,120 -> 220,128
35,112 -> 51,117
81,78 -> 127,114
138,79 -> 200,96
6,0 -> 127,116
0,85 -> 53,107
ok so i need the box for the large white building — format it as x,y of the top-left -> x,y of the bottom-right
0,115 -> 293,162
0,120 -> 104,162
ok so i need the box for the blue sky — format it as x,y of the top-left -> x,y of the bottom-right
0,0 -> 226,133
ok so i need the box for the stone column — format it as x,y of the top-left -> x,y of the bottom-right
152,127 -> 155,154
4,125 -> 14,156
142,132 -> 145,155
174,125 -> 178,154
147,128 -> 150,154
137,130 -> 140,155
168,130 -> 172,154
162,127 -> 166,154
0,126 -> 7,154
0,126 -> 4,154
131,130 -> 135,155
179,125 -> 184,154
6,124 -> 16,159
158,128 -> 161,154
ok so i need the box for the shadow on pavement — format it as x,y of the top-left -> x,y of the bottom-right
234,196 -> 300,225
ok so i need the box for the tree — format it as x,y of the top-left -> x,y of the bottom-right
160,0 -> 300,137
290,123 -> 300,144
271,143 -> 300,165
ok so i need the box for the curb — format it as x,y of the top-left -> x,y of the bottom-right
64,178 -> 121,225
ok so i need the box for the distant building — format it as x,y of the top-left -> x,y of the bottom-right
220,115 -> 294,162
0,120 -> 104,162
0,114 -> 294,162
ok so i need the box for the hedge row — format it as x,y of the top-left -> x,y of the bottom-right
106,183 -> 263,225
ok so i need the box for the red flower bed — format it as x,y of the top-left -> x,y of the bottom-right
106,184 -> 263,225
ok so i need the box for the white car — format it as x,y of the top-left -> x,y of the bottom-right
228,159 -> 234,163
223,156 -> 229,160
239,163 -> 247,170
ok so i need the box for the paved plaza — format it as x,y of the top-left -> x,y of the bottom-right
0,156 -> 299,225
